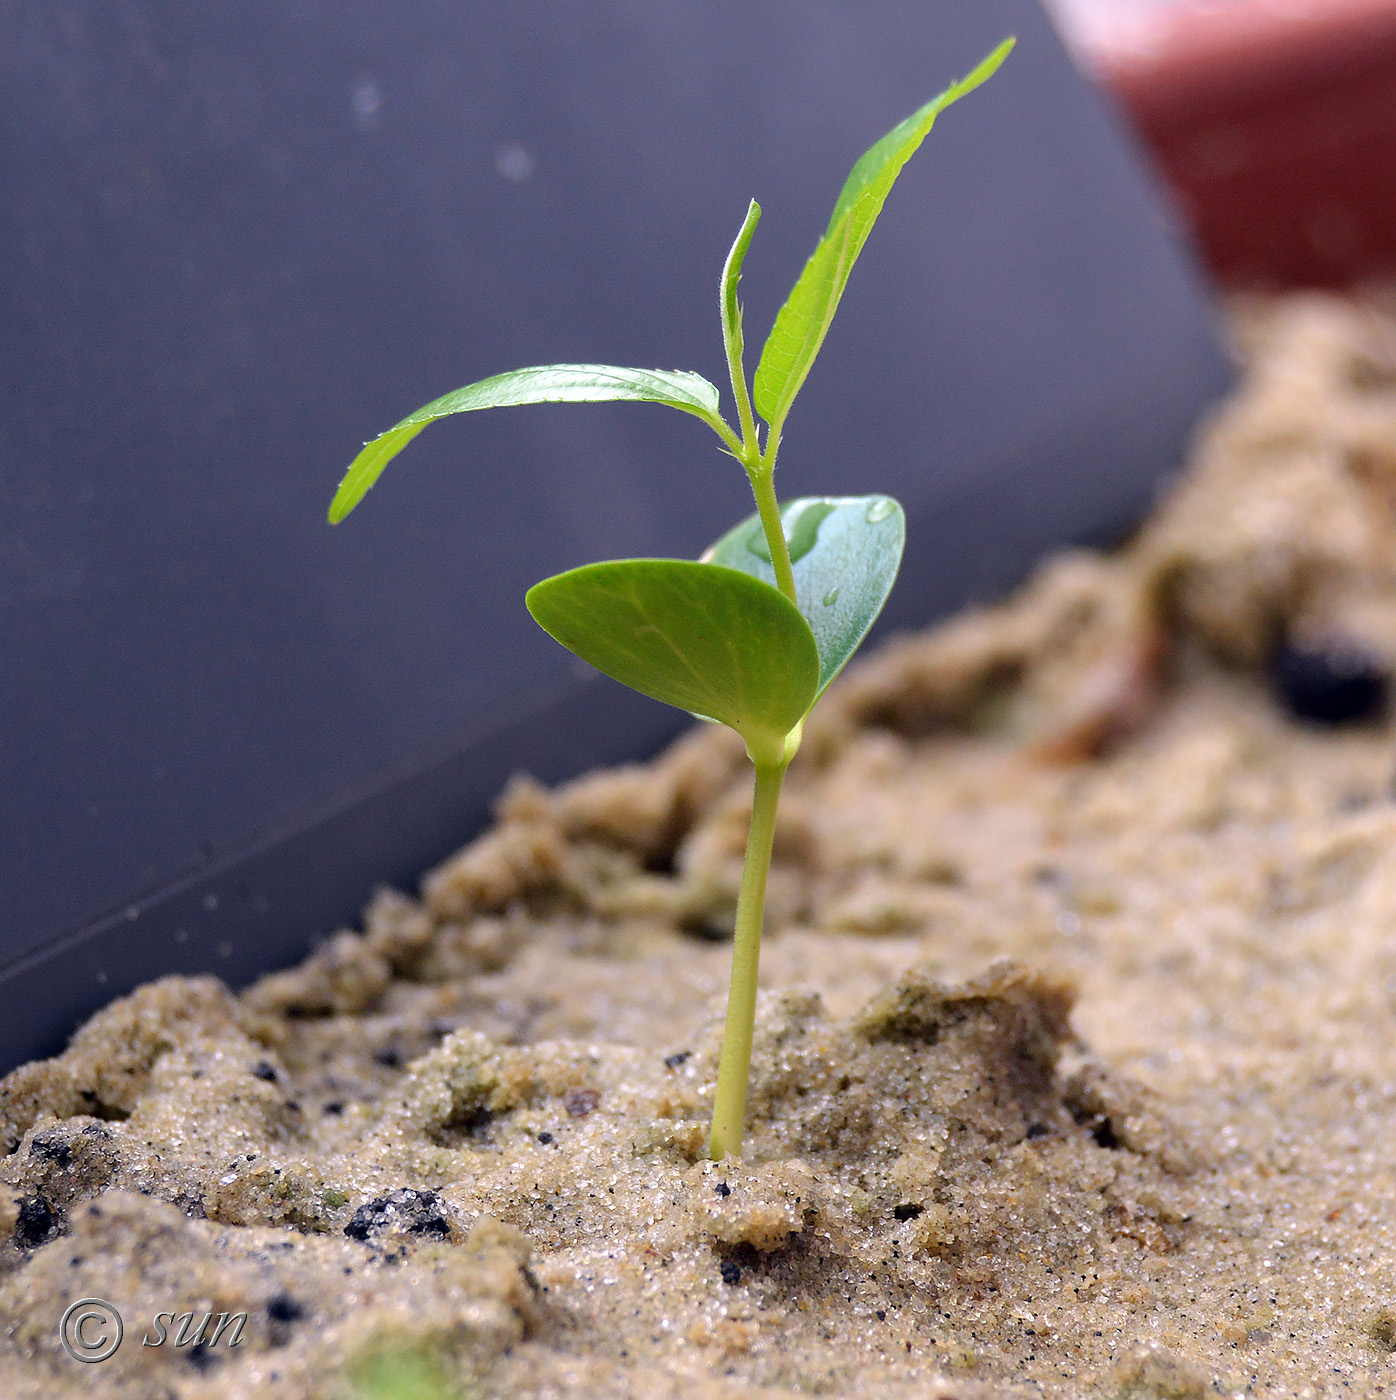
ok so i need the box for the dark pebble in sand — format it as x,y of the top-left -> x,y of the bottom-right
344,1189 -> 451,1242
1273,642 -> 1388,726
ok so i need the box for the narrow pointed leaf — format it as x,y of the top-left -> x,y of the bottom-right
720,200 -> 762,445
704,494 -> 905,697
527,559 -> 819,750
329,365 -> 725,522
753,38 -> 1013,434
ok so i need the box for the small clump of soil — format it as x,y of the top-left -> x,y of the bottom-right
4,291 -> 1396,1397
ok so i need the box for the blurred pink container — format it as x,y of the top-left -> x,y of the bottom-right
1091,0 -> 1396,285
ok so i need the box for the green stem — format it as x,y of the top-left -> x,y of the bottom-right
709,757 -> 787,1161
749,465 -> 796,604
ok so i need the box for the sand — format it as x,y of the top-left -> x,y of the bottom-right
3,291 -> 1396,1399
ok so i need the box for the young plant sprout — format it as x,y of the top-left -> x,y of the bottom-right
329,39 -> 1012,1160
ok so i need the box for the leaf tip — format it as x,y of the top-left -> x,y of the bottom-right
976,36 -> 1016,84
327,470 -> 367,524
524,574 -> 560,628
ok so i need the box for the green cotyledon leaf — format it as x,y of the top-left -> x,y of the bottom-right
752,38 -> 1013,437
328,365 -> 725,523
704,494 -> 905,698
526,559 -> 819,756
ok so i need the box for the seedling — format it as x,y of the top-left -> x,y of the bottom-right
329,39 -> 1012,1159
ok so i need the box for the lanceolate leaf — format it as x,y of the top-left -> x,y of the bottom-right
329,365 -> 725,523
752,38 -> 1013,435
721,199 -> 763,444
526,559 -> 819,753
704,494 -> 905,697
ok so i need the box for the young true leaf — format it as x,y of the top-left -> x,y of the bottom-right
526,559 -> 820,756
721,199 -> 763,452
705,495 -> 905,697
329,365 -> 726,523
752,38 -> 1014,437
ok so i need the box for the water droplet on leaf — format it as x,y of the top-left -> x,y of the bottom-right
822,587 -> 839,607
864,496 -> 896,523
743,500 -> 835,565
784,500 -> 836,562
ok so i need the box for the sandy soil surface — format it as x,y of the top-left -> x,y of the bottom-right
3,293 -> 1396,1399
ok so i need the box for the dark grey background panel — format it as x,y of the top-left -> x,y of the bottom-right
0,0 -> 1229,1067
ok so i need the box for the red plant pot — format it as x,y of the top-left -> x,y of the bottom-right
1090,0 -> 1396,286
